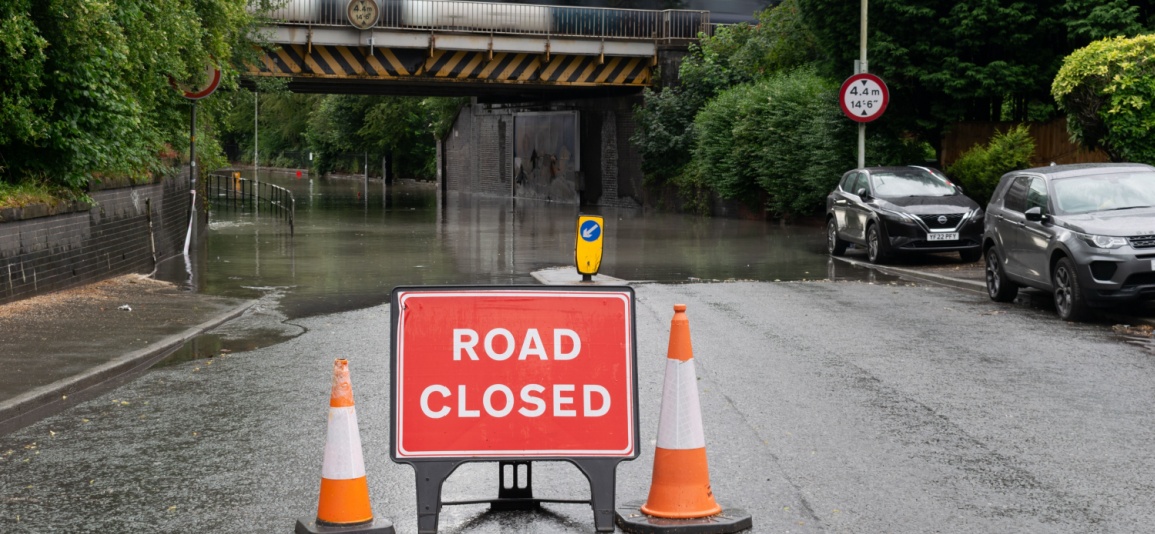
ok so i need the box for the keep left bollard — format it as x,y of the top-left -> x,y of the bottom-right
295,359 -> 394,534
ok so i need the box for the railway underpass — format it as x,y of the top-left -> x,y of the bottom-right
246,1 -> 710,206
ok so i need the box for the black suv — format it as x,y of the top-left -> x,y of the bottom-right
826,166 -> 984,263
983,163 -> 1155,321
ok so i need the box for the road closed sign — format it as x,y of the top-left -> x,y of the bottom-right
390,286 -> 638,459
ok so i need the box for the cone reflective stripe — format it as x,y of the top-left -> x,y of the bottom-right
316,359 -> 372,526
640,304 -> 722,519
656,358 -> 705,450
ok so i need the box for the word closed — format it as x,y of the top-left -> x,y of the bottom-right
392,288 -> 637,458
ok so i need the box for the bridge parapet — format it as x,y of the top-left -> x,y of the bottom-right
264,1 -> 708,43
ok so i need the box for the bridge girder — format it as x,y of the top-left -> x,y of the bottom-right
246,42 -> 654,99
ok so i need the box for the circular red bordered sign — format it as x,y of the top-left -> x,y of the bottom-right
171,64 -> 222,101
839,73 -> 889,123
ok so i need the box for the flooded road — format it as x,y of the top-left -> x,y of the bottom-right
182,170 -> 839,314
157,169 -> 872,355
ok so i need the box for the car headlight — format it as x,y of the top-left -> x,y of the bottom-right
879,208 -> 915,224
1080,233 -> 1128,249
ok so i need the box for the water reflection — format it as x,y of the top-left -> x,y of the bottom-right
169,169 -> 847,322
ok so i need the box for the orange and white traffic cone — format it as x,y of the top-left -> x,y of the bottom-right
616,304 -> 752,533
295,359 -> 394,534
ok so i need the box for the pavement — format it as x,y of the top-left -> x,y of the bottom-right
0,257 -> 1131,436
0,274 -> 253,435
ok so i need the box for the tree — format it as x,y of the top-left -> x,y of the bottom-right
1052,34 -> 1155,163
300,95 -> 461,179
1061,0 -> 1154,42
794,0 -> 1155,157
0,0 -> 263,189
633,0 -> 820,184
221,87 -> 321,168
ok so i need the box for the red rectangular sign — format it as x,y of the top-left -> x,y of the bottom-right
391,287 -> 637,458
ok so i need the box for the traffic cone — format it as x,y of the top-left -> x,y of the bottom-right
295,359 -> 394,534
616,304 -> 752,533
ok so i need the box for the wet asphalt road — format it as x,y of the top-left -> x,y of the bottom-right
3,280 -> 1154,533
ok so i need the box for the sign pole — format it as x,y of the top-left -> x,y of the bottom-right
858,0 -> 868,169
254,91 -> 259,212
183,101 -> 197,255
841,2 -> 886,165
172,63 -> 221,256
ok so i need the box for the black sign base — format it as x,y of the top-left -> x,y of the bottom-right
490,460 -> 539,511
410,458 -> 622,533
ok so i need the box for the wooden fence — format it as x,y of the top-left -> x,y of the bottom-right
940,118 -> 1109,169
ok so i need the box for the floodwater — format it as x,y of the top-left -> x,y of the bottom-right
156,169 -> 887,356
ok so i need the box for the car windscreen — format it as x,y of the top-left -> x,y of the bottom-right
870,170 -> 957,198
1052,171 -> 1155,215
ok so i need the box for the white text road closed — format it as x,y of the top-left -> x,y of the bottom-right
392,288 -> 637,458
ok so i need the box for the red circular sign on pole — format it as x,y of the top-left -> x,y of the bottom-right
839,73 -> 889,123
171,63 -> 222,100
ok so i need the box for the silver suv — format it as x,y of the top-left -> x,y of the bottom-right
983,163 -> 1155,321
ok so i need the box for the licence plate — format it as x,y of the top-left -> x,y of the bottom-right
927,232 -> 959,241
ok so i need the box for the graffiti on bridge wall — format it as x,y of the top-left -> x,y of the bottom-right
513,111 -> 580,202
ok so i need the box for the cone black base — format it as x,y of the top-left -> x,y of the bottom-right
615,501 -> 752,534
295,516 -> 395,534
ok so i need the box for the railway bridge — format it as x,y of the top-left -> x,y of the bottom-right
250,1 -> 713,206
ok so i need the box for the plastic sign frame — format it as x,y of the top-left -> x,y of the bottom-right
389,285 -> 638,532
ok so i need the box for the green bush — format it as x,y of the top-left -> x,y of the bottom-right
692,68 -> 853,218
1052,34 -> 1155,163
946,124 -> 1035,205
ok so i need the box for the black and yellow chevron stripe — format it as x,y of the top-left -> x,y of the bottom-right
248,44 -> 651,86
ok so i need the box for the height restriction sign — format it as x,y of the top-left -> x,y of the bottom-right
390,286 -> 638,459
839,73 -> 889,123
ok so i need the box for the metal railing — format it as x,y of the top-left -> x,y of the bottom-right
262,1 -> 709,41
207,172 -> 296,235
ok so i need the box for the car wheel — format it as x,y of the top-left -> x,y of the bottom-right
866,224 -> 888,264
827,218 -> 848,256
985,247 -> 1018,302
959,248 -> 982,263
1053,257 -> 1089,321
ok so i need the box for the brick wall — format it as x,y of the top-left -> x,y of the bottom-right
476,113 -> 508,196
445,109 -> 474,194
573,95 -> 644,208
0,175 -> 191,305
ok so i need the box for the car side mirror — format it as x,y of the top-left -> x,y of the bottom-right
856,188 -> 872,201
1024,206 -> 1049,223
